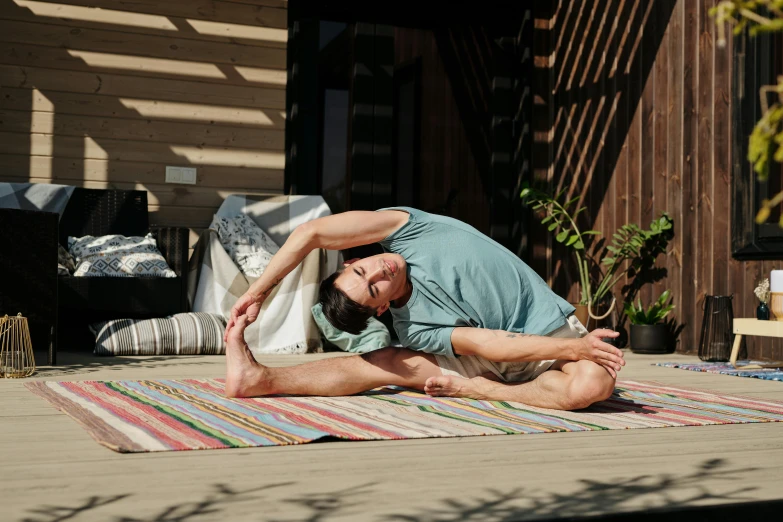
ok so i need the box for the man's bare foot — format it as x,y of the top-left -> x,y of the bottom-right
224,315 -> 272,398
423,375 -> 498,400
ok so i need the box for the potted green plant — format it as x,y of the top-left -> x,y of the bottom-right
520,183 -> 597,324
520,182 -> 674,327
624,290 -> 676,354
590,213 -> 674,321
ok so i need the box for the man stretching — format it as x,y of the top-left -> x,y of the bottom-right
224,207 -> 623,410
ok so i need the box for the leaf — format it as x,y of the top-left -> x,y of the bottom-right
757,205 -> 772,224
573,241 -> 584,250
520,188 -> 531,199
556,230 -> 569,243
602,257 -> 615,265
566,235 -> 579,246
541,215 -> 553,224
582,230 -> 601,236
548,222 -> 559,232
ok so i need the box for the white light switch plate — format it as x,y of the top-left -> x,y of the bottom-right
165,166 -> 197,185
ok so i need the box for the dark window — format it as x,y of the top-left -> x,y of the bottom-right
731,28 -> 783,259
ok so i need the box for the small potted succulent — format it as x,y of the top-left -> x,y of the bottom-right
624,290 -> 675,354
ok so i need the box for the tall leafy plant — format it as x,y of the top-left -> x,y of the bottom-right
520,183 -> 598,305
591,213 -> 674,316
521,183 -> 674,317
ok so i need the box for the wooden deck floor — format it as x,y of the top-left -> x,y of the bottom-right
2,350 -> 783,521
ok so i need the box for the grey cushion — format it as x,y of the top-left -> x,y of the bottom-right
90,313 -> 226,355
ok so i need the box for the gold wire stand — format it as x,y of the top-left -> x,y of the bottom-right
0,314 -> 36,378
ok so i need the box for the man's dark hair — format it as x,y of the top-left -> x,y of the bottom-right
319,270 -> 376,335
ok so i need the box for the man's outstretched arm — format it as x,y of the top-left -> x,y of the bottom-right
224,210 -> 409,339
451,327 -> 624,377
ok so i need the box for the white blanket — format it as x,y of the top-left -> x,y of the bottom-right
188,195 -> 341,355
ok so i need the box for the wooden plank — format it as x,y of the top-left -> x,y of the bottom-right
12,0 -> 289,30
0,43 -> 286,88
0,20 -> 286,68
0,88 -> 286,130
734,318 -> 783,337
0,132 -> 285,168
639,0 -> 656,308
680,0 -> 700,355
2,351 -> 783,521
611,1 -> 632,309
0,65 -> 286,110
697,0 -> 715,310
219,0 -> 288,8
589,2 -> 612,326
9,179 -> 278,209
4,0 -> 287,49
0,110 -> 284,150
713,15 -> 731,299
626,0 -> 644,308
667,0 -> 684,351
745,261 -> 764,357
0,155 -> 284,190
652,0 -> 669,306
578,2 -> 604,313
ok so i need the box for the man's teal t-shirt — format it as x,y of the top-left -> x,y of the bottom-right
378,207 -> 575,358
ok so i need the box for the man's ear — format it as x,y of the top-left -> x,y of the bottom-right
376,302 -> 390,316
343,257 -> 361,267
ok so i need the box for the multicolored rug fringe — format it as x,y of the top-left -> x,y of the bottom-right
26,379 -> 783,453
655,361 -> 783,381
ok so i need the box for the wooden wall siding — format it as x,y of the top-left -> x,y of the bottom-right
532,0 -> 782,360
394,28 -> 491,234
0,0 -> 288,244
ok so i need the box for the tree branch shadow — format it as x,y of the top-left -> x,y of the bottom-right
19,459 -> 769,522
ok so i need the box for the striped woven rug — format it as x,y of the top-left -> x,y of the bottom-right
26,379 -> 783,453
656,361 -> 783,381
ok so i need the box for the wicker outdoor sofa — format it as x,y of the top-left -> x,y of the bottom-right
55,188 -> 190,357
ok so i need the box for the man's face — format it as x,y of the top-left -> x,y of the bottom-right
334,253 -> 408,314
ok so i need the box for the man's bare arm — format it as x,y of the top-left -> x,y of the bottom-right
450,327 -> 624,376
244,210 -> 408,303
225,210 -> 410,341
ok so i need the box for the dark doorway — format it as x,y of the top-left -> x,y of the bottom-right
285,0 -> 532,250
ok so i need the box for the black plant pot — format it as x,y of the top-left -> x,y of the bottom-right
629,324 -> 668,354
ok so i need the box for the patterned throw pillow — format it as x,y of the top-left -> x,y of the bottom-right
89,313 -> 226,355
68,233 -> 177,278
209,213 -> 279,277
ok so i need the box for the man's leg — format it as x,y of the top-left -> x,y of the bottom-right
225,315 -> 443,398
424,360 -> 616,410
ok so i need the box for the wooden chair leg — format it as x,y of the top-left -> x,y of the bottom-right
729,334 -> 742,367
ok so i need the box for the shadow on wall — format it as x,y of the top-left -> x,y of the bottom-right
19,458 -> 775,521
530,0 -> 677,300
1,0 -> 288,234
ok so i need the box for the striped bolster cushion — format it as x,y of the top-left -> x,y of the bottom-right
90,313 -> 226,355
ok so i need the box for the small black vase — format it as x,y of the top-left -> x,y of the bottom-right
757,301 -> 770,320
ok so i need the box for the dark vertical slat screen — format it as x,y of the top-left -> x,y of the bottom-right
532,0 -> 783,360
